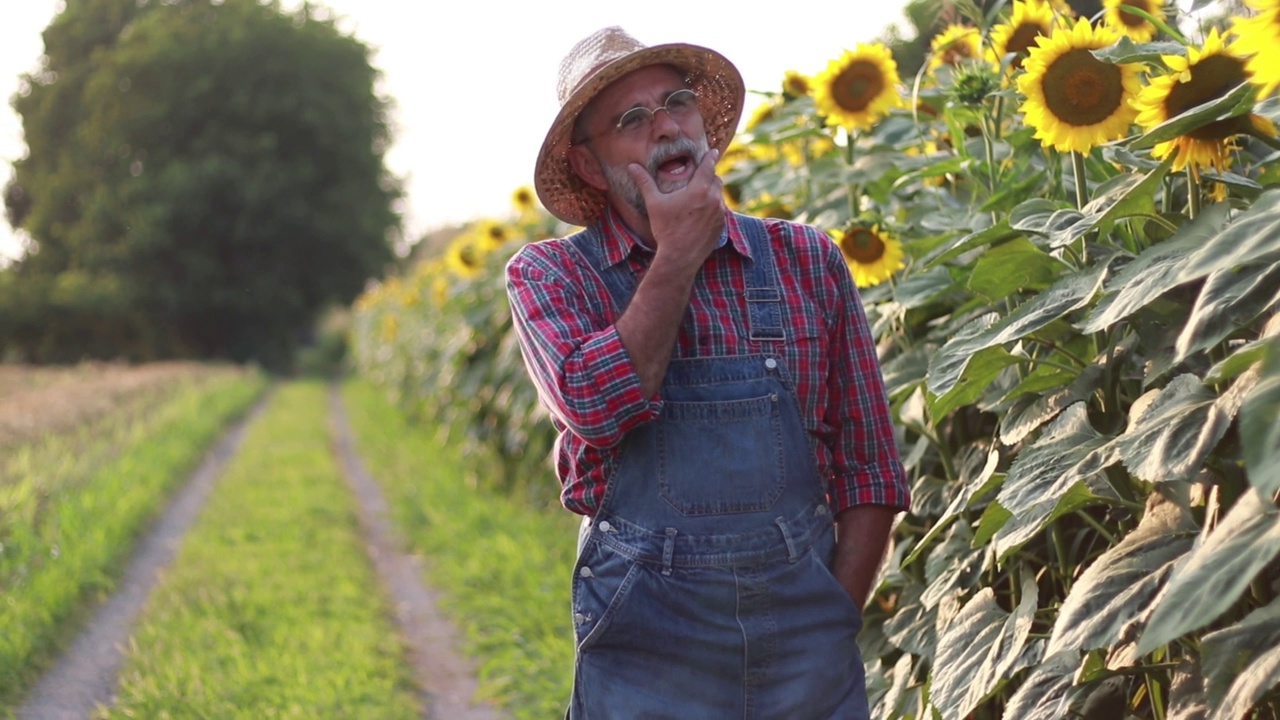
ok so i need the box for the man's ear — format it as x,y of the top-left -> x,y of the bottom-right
568,145 -> 609,192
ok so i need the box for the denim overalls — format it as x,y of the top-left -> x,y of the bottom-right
565,216 -> 869,720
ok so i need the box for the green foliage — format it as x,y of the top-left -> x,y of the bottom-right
341,380 -> 577,719
3,0 -> 399,370
106,382 -> 421,718
348,3 -> 1280,717
0,367 -> 264,711
351,209 -> 561,498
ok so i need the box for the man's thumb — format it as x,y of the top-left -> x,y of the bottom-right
626,163 -> 656,196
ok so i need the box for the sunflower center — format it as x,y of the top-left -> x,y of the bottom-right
1042,48 -> 1126,127
1006,24 -> 1046,69
1164,53 -> 1248,119
831,60 -> 887,113
840,228 -> 886,264
1118,0 -> 1153,29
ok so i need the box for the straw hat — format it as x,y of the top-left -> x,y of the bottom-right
534,26 -> 745,227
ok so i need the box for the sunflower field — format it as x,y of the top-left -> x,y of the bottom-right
353,0 -> 1280,717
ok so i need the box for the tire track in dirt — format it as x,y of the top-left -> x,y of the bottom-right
328,386 -> 502,720
18,391 -> 273,720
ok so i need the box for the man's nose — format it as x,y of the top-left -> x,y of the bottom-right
649,107 -> 680,140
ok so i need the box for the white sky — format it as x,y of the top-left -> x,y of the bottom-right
0,1 -> 914,262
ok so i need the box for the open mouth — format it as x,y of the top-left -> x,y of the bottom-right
653,151 -> 694,182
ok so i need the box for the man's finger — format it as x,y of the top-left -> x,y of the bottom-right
627,163 -> 658,199
692,149 -> 720,183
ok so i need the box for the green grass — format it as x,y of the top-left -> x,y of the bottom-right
105,381 -> 421,719
0,367 -> 266,711
341,379 -> 578,720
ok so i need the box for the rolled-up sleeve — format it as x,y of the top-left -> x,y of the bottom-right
822,245 -> 911,514
506,243 -> 660,448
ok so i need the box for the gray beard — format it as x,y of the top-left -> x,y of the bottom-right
597,135 -> 710,219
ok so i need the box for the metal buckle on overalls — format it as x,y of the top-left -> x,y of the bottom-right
662,528 -> 677,576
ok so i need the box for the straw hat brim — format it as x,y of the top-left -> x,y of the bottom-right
534,43 -> 745,227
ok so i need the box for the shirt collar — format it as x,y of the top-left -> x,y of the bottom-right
596,205 -> 754,267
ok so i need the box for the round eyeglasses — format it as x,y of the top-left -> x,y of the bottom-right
613,89 -> 699,135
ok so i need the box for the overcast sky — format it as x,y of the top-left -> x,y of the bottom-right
0,1 -> 922,261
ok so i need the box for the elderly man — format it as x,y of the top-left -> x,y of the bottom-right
505,26 -> 910,719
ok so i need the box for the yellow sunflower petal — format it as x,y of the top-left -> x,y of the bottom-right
1132,28 -> 1270,173
1103,0 -> 1165,43
989,0 -> 1067,72
929,24 -> 984,73
1232,0 -> 1280,97
834,225 -> 906,288
813,43 -> 905,132
1016,18 -> 1142,154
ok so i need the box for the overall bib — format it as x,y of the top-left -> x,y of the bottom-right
565,216 -> 869,720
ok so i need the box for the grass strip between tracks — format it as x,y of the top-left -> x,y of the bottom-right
341,379 -> 578,720
105,381 -> 420,719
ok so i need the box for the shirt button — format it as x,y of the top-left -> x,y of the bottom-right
765,358 -> 778,370
579,566 -> 594,578
598,521 -> 612,532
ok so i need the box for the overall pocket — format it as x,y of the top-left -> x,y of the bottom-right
656,392 -> 786,516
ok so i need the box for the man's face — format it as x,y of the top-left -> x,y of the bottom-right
571,65 -> 711,217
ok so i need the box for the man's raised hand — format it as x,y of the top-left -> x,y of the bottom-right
627,148 -> 725,267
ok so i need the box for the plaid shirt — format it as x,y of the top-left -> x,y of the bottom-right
506,207 -> 910,517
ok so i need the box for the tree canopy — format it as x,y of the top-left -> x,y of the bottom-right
2,0 -> 399,369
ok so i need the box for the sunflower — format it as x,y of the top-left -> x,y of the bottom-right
829,225 -> 906,288
746,98 -> 780,131
1133,28 -> 1278,174
1017,18 -> 1142,154
1103,0 -> 1165,43
783,70 -> 812,98
512,185 -> 537,214
929,24 -> 984,73
1231,0 -> 1280,97
813,43 -> 904,132
473,220 -> 510,251
989,0 -> 1066,71
444,235 -> 484,278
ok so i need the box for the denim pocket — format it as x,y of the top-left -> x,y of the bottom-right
656,393 -> 786,516
572,539 -> 642,652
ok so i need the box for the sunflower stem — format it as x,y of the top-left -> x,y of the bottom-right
845,128 -> 860,220
1187,167 -> 1202,220
1070,151 -> 1088,211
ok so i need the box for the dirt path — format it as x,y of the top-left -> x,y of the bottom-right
18,393 -> 271,720
20,384 -> 502,719
328,386 -> 502,720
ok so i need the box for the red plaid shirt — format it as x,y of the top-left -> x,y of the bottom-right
506,207 -> 910,517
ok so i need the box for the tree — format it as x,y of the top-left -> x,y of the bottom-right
2,0 -> 399,369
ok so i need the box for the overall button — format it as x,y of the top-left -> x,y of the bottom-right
579,566 -> 594,578
574,612 -> 588,625
764,358 -> 778,370
598,521 -> 613,533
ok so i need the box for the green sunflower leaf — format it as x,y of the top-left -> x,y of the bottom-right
1079,203 -> 1230,333
967,237 -> 1065,299
1138,489 -> 1280,655
1091,38 -> 1188,65
928,263 -> 1110,398
1046,499 -> 1196,656
1175,254 -> 1280,363
1116,374 -> 1237,485
931,574 -> 1038,720
1240,337 -> 1280,497
1200,596 -> 1280,717
1129,81 -> 1259,150
1002,651 -> 1079,720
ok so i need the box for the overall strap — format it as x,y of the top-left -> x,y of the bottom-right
736,214 -> 785,343
566,225 -> 636,317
